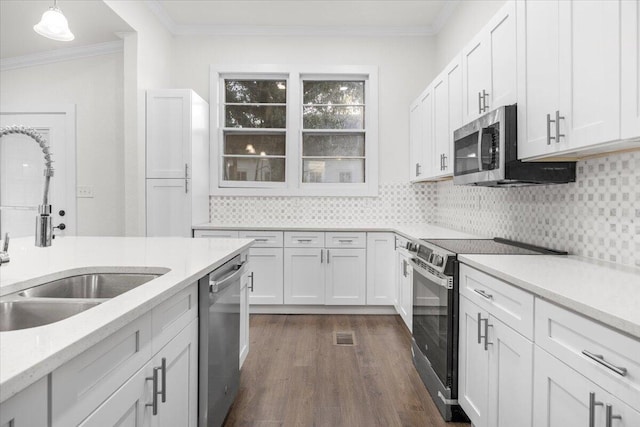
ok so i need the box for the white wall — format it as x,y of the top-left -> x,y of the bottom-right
171,35 -> 437,183
0,53 -> 125,236
435,0 -> 507,70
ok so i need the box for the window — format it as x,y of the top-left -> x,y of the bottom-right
211,66 -> 378,196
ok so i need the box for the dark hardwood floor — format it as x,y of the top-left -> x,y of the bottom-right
224,314 -> 470,427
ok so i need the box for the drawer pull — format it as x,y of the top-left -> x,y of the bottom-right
582,350 -> 628,377
297,239 -> 312,243
338,239 -> 353,243
589,392 -> 603,427
254,238 -> 269,242
605,404 -> 622,427
474,289 -> 493,300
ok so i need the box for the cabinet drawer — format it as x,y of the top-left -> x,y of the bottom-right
239,230 -> 284,247
535,299 -> 640,409
151,283 -> 198,354
284,231 -> 325,248
52,312 -> 153,427
194,229 -> 239,239
459,264 -> 534,340
325,232 -> 366,248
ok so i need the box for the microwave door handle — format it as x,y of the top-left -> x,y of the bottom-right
477,130 -> 484,171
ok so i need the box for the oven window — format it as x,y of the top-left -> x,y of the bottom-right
412,269 -> 452,386
454,131 -> 480,176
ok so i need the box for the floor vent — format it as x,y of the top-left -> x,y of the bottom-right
334,331 -> 356,346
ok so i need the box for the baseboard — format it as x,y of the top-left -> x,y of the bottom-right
249,305 -> 397,315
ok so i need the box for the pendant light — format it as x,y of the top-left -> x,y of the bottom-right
33,0 -> 75,42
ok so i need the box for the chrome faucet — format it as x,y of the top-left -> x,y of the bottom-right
0,125 -> 55,247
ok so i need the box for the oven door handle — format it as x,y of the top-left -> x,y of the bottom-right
408,258 -> 452,290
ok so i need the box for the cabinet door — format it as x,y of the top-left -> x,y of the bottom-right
488,316 -> 533,427
146,179 -> 191,237
153,320 -> 198,427
0,378 -> 48,427
409,97 -> 424,181
325,248 -> 366,305
284,248 -> 325,304
432,72 -> 449,177
240,271 -> 250,367
487,1 -> 517,111
79,365 -> 151,427
558,0 -> 621,150
247,247 -> 284,305
458,296 -> 490,427
462,32 -> 490,123
621,0 -> 640,139
533,346 -> 607,427
146,91 -> 191,179
398,251 -> 413,332
420,87 -> 435,180
366,233 -> 395,305
444,56 -> 462,176
516,0 -> 561,159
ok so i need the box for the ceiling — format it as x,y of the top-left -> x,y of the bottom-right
0,0 -> 132,59
151,0 -> 460,35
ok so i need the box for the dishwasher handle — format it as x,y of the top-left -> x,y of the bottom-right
209,261 -> 247,293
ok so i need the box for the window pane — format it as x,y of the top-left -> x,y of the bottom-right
225,105 -> 286,128
225,80 -> 287,103
303,106 -> 364,129
302,159 -> 364,183
302,134 -> 365,157
303,81 -> 364,104
223,157 -> 285,182
224,134 -> 286,156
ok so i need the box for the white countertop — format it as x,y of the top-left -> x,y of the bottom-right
459,254 -> 640,339
0,236 -> 252,403
193,222 -> 485,240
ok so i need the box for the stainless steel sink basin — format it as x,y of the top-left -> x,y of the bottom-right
18,273 -> 162,299
0,300 -> 101,332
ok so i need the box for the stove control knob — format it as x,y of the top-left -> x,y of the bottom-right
434,255 -> 444,267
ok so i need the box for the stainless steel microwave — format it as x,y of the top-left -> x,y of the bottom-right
453,105 -> 576,187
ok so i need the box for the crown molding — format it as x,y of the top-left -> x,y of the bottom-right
0,40 -> 123,72
144,0 -> 454,37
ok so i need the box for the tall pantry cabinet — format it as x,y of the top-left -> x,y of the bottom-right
146,90 -> 209,237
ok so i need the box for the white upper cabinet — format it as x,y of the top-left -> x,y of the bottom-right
622,0 -> 640,140
409,87 -> 433,182
517,0 -> 633,160
462,1 -> 517,123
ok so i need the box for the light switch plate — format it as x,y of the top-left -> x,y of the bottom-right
77,186 -> 94,198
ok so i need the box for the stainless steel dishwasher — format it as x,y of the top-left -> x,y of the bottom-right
199,255 -> 246,427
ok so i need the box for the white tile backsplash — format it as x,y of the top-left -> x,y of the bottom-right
209,151 -> 639,268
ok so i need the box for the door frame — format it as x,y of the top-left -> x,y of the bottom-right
0,104 -> 77,235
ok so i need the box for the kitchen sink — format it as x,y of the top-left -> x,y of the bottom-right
18,273 -> 162,299
0,300 -> 101,332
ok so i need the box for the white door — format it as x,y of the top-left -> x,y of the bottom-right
0,110 -> 75,237
458,296 -> 489,427
284,248 -> 325,304
325,248 -> 366,305
516,0 -> 561,159
487,316 -> 533,427
146,179 -> 191,237
154,320 -> 198,427
621,0 -> 640,139
432,72 -> 449,176
559,0 -> 621,149
366,232 -> 395,305
409,98 -> 424,181
462,32 -> 490,123
146,91 -> 191,179
247,248 -> 284,305
533,346 -> 606,427
487,1 -> 517,111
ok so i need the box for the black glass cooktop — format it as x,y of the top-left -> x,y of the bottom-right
422,238 -> 567,256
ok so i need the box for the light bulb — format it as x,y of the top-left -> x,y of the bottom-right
34,5 -> 75,42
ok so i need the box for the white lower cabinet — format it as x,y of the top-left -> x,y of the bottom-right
240,269 -> 250,368
366,232 -> 396,305
325,248 -> 366,305
0,378 -> 47,427
396,248 -> 412,331
284,248 -> 325,304
80,319 -> 198,427
459,294 -> 533,427
247,248 -> 283,305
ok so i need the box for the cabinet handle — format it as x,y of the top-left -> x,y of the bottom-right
416,163 -> 421,177
589,392 -> 603,427
146,366 -> 161,415
327,249 -> 330,263
478,92 -> 483,115
555,110 -> 565,143
605,404 -> 622,427
320,249 -> 324,263
402,259 -> 408,277
477,313 -> 484,344
338,239 -> 353,243
443,154 -> 447,171
185,178 -> 188,193
254,238 -> 268,242
185,163 -> 189,179
297,239 -> 312,243
582,350 -> 628,376
249,272 -> 254,292
483,318 -> 492,350
473,288 -> 493,300
481,89 -> 489,112
547,113 -> 556,145
160,357 -> 166,403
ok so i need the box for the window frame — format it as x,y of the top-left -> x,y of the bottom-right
210,65 -> 378,197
